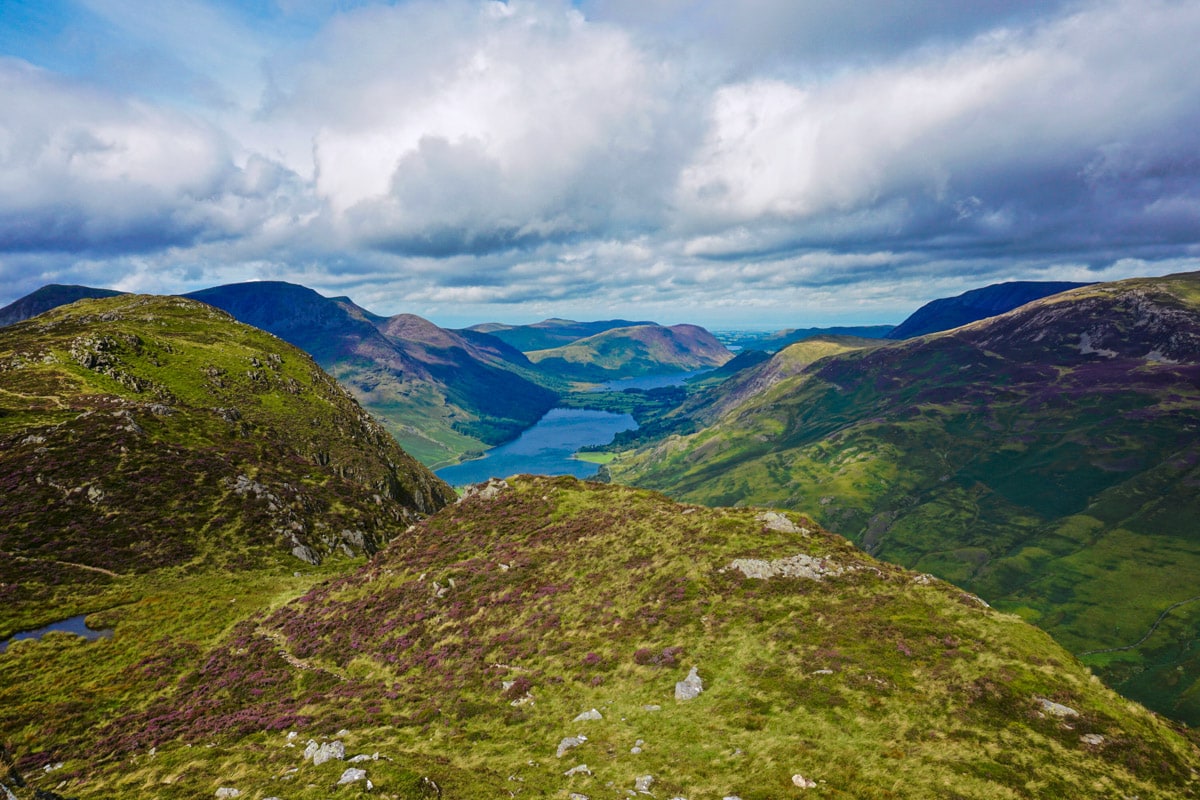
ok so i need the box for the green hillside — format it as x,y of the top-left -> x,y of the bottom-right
4,477 -> 1197,798
0,294 -> 454,640
609,272 -> 1200,722
466,317 -> 656,352
528,323 -> 733,383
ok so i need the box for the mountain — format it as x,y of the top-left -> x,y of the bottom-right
0,284 -> 125,328
0,294 -> 454,642
186,281 -> 559,467
718,324 -> 895,352
5,476 -> 1198,798
887,280 -> 1092,339
608,273 -> 1200,722
467,317 -> 656,352
527,323 -> 733,383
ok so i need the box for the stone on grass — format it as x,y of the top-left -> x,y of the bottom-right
675,666 -> 703,700
337,767 -> 368,785
557,735 -> 587,758
215,789 -> 240,799
564,764 -> 592,777
304,739 -> 345,766
635,774 -> 654,793
573,708 -> 603,722
1036,697 -> 1080,718
792,774 -> 817,789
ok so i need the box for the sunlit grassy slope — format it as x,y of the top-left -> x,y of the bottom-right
610,272 -> 1200,723
5,477 -> 1198,798
0,295 -> 454,639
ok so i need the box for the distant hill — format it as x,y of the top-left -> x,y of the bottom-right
0,294 -> 454,641
887,280 -> 1092,339
8,476 -> 1197,798
719,324 -> 894,352
0,284 -> 124,327
467,317 -> 657,352
527,323 -> 733,382
186,282 -> 559,467
610,273 -> 1200,723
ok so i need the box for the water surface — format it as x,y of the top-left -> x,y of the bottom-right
599,368 -> 712,391
436,408 -> 635,486
0,614 -> 113,654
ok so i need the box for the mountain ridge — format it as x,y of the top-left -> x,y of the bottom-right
608,271 -> 1200,722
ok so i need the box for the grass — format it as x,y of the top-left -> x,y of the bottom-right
6,476 -> 1197,798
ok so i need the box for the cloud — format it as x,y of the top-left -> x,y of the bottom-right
267,0 -> 696,256
673,0 -> 1200,263
1,0 -> 1199,325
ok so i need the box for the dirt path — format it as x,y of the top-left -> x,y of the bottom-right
1078,595 -> 1200,657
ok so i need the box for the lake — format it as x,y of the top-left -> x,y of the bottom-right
436,408 -> 636,486
599,368 -> 712,391
0,613 -> 113,654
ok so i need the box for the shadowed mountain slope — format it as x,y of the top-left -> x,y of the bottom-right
0,285 -> 125,328
609,272 -> 1200,722
0,294 -> 454,639
887,280 -> 1092,339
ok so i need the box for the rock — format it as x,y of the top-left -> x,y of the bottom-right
349,752 -> 379,763
1035,697 -> 1080,718
756,510 -> 806,533
304,739 -> 345,766
723,553 -> 845,581
337,768 -> 368,785
569,794 -> 590,800
635,774 -> 654,793
573,708 -> 603,722
564,764 -> 592,777
215,789 -> 241,799
675,666 -> 703,700
792,774 -> 817,789
642,704 -> 661,712
1080,733 -> 1105,746
557,735 -> 587,758
461,478 -> 509,502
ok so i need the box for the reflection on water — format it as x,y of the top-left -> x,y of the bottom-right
436,408 -> 636,486
0,613 -> 113,654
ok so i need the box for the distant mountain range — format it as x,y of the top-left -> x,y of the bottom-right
886,280 -> 1093,339
468,317 -> 656,352
0,284 -> 124,328
609,272 -> 1200,722
527,323 -> 733,382
718,324 -> 895,352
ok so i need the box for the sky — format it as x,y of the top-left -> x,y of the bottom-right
1,0 -> 1199,328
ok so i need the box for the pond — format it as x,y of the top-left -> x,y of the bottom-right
0,614 -> 113,654
436,407 -> 636,486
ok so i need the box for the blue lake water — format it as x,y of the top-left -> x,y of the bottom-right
0,614 -> 112,654
599,368 -> 712,391
436,408 -> 636,486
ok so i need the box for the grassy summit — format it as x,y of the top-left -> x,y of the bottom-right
608,272 -> 1200,722
5,477 -> 1197,797
0,294 -> 454,638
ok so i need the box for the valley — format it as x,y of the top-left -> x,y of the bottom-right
3,276 -> 1200,798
